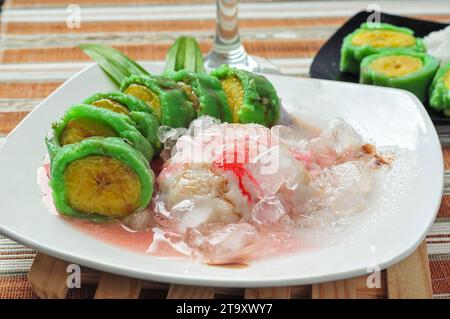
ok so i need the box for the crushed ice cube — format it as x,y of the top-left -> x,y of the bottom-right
185,223 -> 258,264
249,145 -> 307,197
157,125 -> 187,143
188,115 -> 221,137
251,196 -> 290,228
168,197 -> 240,233
271,125 -> 309,150
314,161 -> 372,214
307,119 -> 362,167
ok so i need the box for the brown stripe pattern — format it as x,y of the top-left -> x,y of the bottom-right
0,40 -> 324,64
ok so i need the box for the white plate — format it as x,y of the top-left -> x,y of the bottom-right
0,63 -> 443,287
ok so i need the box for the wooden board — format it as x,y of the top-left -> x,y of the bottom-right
28,252 -> 70,299
387,241 -> 433,299
94,273 -> 142,299
27,240 -> 432,299
245,287 -> 292,299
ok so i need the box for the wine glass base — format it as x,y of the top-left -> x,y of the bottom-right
204,49 -> 280,74
250,56 -> 281,75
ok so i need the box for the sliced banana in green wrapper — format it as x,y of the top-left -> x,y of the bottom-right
360,50 -> 439,103
83,91 -> 161,151
163,69 -> 232,123
129,111 -> 161,152
340,23 -> 426,75
211,64 -> 280,127
45,104 -> 154,161
429,61 -> 450,115
83,91 -> 151,114
50,137 -> 154,221
120,75 -> 195,128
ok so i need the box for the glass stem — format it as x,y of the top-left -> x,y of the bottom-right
212,0 -> 246,60
204,0 -> 259,71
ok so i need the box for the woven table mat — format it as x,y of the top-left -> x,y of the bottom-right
0,0 -> 449,299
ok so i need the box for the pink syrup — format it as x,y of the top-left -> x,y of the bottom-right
37,159 -> 189,258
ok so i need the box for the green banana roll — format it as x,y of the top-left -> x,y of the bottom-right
120,75 -> 195,128
210,64 -> 280,127
45,104 -> 154,161
50,137 -> 154,221
360,50 -> 439,102
340,23 -> 426,75
163,69 -> 232,123
129,111 -> 161,152
83,91 -> 152,114
429,61 -> 450,115
83,91 -> 161,151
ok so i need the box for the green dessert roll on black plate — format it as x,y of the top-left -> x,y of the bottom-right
340,23 -> 426,75
360,50 -> 439,102
163,69 -> 232,123
50,137 -> 154,221
210,64 -> 280,127
84,91 -> 161,152
120,75 -> 195,128
429,61 -> 450,115
45,104 -> 154,161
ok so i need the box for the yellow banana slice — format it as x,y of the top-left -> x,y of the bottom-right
352,30 -> 416,48
370,55 -> 423,77
124,83 -> 161,119
64,155 -> 142,218
444,70 -> 450,89
60,118 -> 118,146
91,99 -> 129,115
220,76 -> 244,123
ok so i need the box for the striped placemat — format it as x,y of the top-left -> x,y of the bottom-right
0,0 -> 449,299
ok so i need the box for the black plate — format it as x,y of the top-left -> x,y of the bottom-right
309,11 -> 449,126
